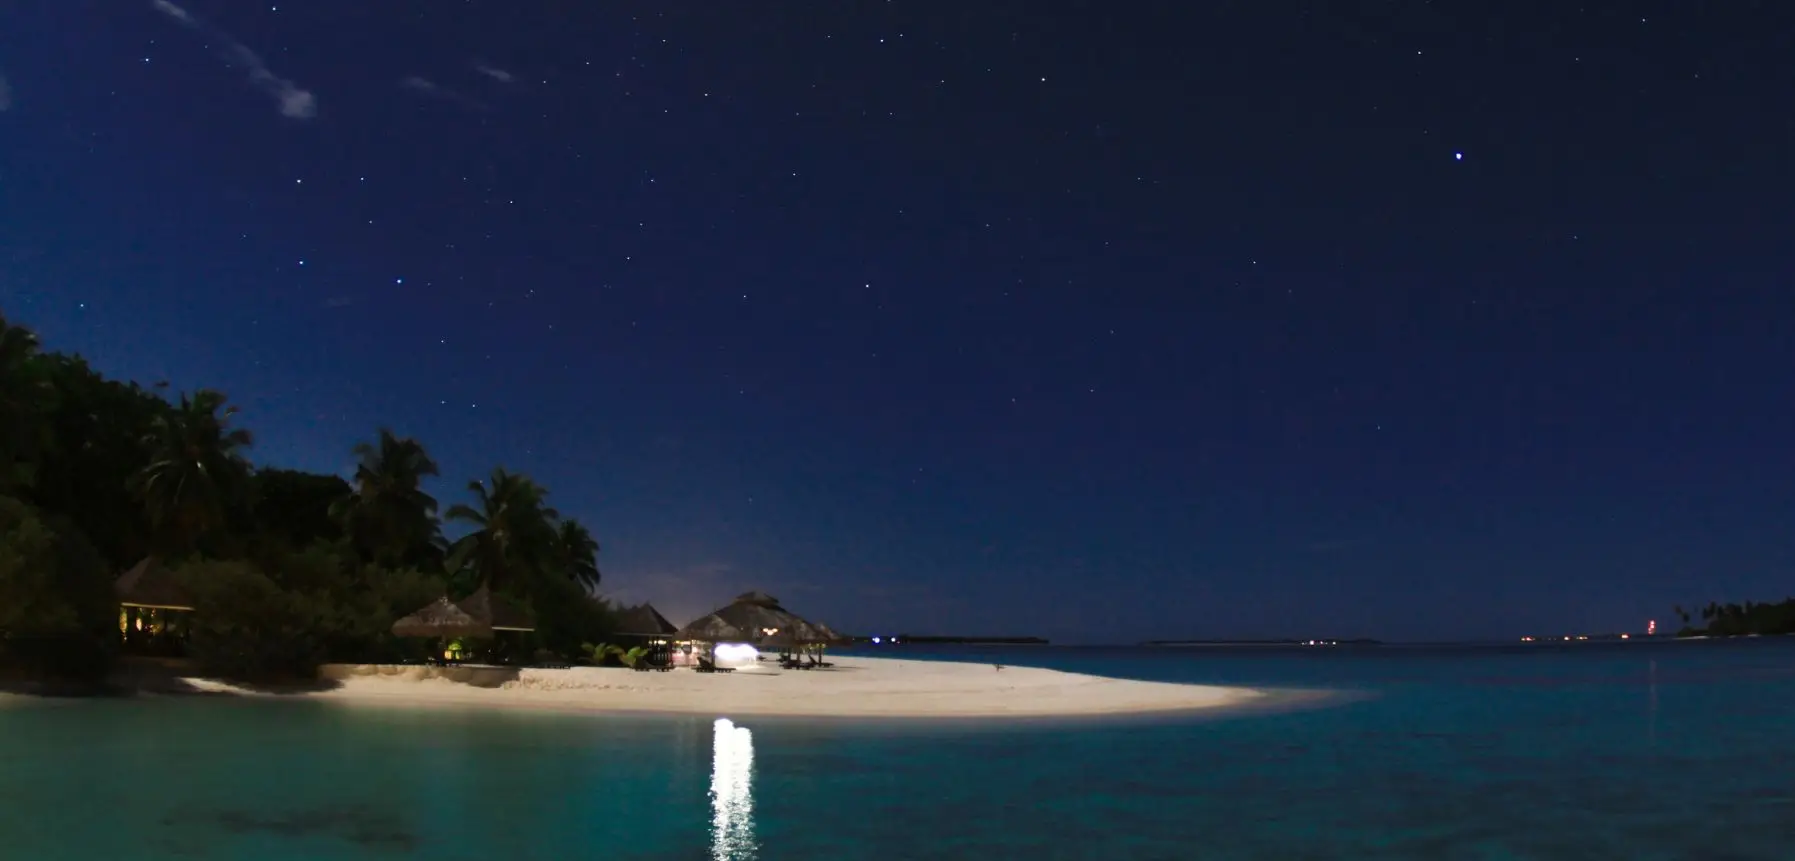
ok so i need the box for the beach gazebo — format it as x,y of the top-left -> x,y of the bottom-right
806,619 -> 848,644
614,602 -> 680,666
614,602 -> 679,642
456,586 -> 535,635
674,613 -> 749,668
691,591 -> 845,667
116,557 -> 194,655
391,596 -> 493,640
392,586 -> 534,663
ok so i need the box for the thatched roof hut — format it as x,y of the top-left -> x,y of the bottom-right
116,557 -> 195,611
457,586 -> 535,632
614,602 -> 678,637
690,591 -> 844,645
391,586 -> 534,638
806,619 -> 848,643
676,612 -> 747,643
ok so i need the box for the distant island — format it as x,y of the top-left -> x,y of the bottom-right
1671,599 -> 1795,638
1142,638 -> 1383,647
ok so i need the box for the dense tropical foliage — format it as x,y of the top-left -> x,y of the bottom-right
0,312 -> 616,685
1672,599 -> 1795,638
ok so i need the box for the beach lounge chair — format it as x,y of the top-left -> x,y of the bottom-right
696,656 -> 735,673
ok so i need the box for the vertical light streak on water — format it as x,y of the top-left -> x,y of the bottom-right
710,718 -> 757,860
1647,659 -> 1658,746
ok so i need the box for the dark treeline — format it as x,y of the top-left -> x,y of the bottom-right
0,312 -> 615,683
1672,600 -> 1795,638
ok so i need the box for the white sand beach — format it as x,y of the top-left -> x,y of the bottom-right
175,656 -> 1261,719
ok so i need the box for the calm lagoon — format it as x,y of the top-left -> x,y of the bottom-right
3,639 -> 1793,859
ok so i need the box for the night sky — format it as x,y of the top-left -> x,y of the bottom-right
2,2 -> 1791,642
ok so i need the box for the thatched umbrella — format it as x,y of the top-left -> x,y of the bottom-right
391,596 -> 493,639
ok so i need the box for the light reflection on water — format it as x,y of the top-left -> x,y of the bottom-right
710,718 -> 756,860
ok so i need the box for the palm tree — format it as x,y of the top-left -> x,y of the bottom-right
555,518 -> 602,591
0,314 -> 55,491
131,389 -> 253,554
444,468 -> 560,596
333,429 -> 442,565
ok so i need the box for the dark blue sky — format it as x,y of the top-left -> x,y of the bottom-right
3,1 -> 1791,641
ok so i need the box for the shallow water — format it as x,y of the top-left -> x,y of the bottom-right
3,639 -> 1793,859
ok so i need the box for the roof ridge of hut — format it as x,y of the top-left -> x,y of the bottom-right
457,585 -> 534,632
391,594 -> 488,639
732,590 -> 782,608
116,556 -> 196,611
676,611 -> 748,643
616,602 -> 678,636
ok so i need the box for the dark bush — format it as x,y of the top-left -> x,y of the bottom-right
177,559 -> 328,680
0,496 -> 118,683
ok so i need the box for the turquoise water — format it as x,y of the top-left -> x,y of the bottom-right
4,640 -> 1794,859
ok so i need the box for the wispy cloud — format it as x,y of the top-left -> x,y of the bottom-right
400,75 -> 486,111
0,74 -> 11,112
151,0 -> 193,25
474,63 -> 515,84
151,0 -> 316,119
401,76 -> 442,96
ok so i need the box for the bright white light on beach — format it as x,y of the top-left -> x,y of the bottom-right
714,643 -> 759,667
711,718 -> 756,860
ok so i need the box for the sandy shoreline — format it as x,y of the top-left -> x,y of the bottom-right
156,655 -> 1263,719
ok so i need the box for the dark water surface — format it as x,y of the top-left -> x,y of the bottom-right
2,639 -> 1791,859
